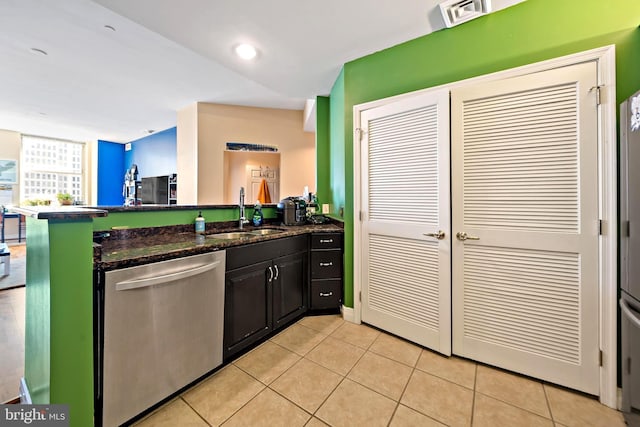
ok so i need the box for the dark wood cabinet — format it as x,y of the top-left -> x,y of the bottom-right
224,235 -> 308,359
310,232 -> 343,311
272,251 -> 307,330
224,260 -> 273,359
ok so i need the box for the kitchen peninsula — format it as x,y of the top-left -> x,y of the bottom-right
12,204 -> 343,427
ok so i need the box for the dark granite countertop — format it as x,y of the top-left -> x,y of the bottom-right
10,205 -> 108,219
87,203 -> 278,213
95,221 -> 343,271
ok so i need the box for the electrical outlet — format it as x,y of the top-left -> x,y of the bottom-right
322,204 -> 330,214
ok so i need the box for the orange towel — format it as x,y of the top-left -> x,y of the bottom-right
257,179 -> 271,204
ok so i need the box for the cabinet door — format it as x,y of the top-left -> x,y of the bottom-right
272,252 -> 307,330
224,260 -> 273,359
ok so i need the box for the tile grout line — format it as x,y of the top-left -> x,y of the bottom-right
470,363 -> 478,426
471,364 -> 557,423
299,324 -> 353,426
542,382 -> 557,424
264,317 -> 347,425
179,396 -> 213,427
270,321 -> 333,358
386,348 -> 421,427
307,327 -> 379,425
473,389 -> 556,421
221,322 -> 339,425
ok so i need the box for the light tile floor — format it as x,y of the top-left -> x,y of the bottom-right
134,314 -> 625,427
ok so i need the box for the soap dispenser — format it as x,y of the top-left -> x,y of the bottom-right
195,211 -> 205,234
252,201 -> 263,227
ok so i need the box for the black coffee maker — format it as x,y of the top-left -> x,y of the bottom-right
277,197 -> 307,225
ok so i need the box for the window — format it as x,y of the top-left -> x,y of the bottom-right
21,135 -> 85,202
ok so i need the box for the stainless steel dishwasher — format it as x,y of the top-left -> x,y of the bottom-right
100,250 -> 225,427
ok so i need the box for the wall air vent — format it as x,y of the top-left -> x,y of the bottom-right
439,0 -> 491,28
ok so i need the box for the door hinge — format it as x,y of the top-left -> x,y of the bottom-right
599,349 -> 603,367
590,85 -> 604,106
359,211 -> 364,221
355,128 -> 363,141
623,220 -> 631,238
359,291 -> 362,302
598,219 -> 606,236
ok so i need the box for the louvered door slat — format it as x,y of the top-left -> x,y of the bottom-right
369,105 -> 438,224
462,82 -> 579,233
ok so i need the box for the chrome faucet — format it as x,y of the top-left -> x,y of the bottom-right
239,187 -> 249,229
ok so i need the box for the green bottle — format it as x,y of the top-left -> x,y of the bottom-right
252,201 -> 263,227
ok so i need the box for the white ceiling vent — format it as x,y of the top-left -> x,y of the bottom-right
439,0 -> 492,28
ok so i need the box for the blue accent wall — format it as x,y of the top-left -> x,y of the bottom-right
124,127 -> 177,178
97,141 -> 125,206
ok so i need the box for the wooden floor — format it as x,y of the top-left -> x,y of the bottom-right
0,286 -> 24,403
0,243 -> 26,291
0,241 -> 26,402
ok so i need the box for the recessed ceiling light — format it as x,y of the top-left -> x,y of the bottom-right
30,48 -> 48,56
235,43 -> 257,60
104,25 -> 116,32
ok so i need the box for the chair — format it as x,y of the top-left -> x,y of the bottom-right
1,206 -> 23,243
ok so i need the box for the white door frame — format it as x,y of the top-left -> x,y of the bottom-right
352,45 -> 617,408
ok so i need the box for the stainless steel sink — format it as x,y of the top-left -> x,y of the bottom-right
248,228 -> 285,236
207,232 -> 254,239
207,228 -> 285,240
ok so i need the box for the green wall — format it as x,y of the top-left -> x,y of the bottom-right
24,218 -> 51,404
325,0 -> 640,308
329,69 -> 346,220
92,207 -> 277,231
25,218 -> 95,426
315,96 -> 331,207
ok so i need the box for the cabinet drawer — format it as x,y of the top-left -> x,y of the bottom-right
310,280 -> 342,309
226,235 -> 308,270
310,251 -> 342,279
311,233 -> 342,250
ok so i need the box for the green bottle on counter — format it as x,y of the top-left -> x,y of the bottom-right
252,201 -> 263,227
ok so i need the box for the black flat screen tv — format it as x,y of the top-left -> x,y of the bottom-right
140,175 -> 169,204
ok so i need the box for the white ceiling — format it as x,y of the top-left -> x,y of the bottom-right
0,0 -> 524,143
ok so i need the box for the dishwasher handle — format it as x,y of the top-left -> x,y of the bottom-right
620,297 -> 640,329
115,260 -> 221,291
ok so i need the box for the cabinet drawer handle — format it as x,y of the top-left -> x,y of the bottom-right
319,292 -> 333,297
273,264 -> 279,280
319,262 -> 333,267
267,266 -> 274,282
320,239 -> 333,243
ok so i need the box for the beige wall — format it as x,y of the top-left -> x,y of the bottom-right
223,151 -> 280,204
0,129 -> 21,205
0,130 -> 21,239
177,103 -> 199,205
177,103 -> 315,205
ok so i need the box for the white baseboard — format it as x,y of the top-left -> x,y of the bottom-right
20,377 -> 32,404
617,387 -> 623,410
341,305 -> 357,324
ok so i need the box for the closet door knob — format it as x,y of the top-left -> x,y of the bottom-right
424,231 -> 446,240
456,232 -> 479,241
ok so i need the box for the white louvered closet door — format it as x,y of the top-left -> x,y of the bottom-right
451,62 -> 599,394
361,89 -> 451,355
